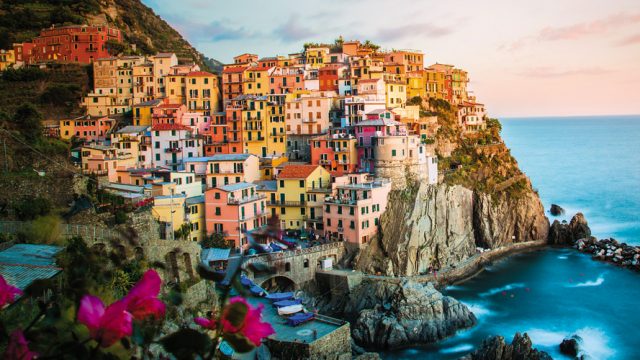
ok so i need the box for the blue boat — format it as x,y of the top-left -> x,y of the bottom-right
287,312 -> 314,326
250,285 -> 266,296
240,275 -> 253,287
265,292 -> 294,301
273,299 -> 302,307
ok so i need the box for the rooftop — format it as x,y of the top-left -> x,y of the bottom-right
115,125 -> 149,134
187,71 -> 216,77
135,99 -> 163,107
186,195 -> 205,205
151,123 -> 191,131
255,180 -> 277,192
278,165 -> 320,179
210,154 -> 253,162
0,244 -> 62,291
218,182 -> 255,192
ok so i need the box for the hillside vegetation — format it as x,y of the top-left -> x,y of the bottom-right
0,0 -> 215,70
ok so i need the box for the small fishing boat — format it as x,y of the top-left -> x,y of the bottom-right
286,312 -> 314,326
277,304 -> 303,315
265,292 -> 294,301
273,299 -> 302,308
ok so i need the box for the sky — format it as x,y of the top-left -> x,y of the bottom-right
142,0 -> 640,117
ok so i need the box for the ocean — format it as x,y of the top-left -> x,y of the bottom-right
384,115 -> 640,359
501,115 -> 640,244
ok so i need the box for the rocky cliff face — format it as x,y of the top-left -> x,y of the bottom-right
355,181 -> 549,276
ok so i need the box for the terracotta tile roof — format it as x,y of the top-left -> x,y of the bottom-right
359,79 -> 381,83
187,71 -> 216,77
151,123 -> 191,131
223,66 -> 248,74
158,103 -> 183,109
277,165 -> 320,179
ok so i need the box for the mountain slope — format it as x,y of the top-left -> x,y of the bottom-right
0,0 -> 218,71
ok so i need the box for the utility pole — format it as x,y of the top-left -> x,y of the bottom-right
169,188 -> 175,241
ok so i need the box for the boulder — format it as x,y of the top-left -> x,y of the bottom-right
461,333 -> 552,360
548,213 -> 591,245
559,335 -> 581,357
550,204 -> 565,216
349,280 -> 476,349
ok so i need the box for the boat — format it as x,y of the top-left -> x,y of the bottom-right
265,292 -> 294,301
273,299 -> 302,308
287,312 -> 314,326
277,304 -> 304,315
250,285 -> 266,296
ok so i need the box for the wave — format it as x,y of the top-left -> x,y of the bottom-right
567,274 -> 605,288
439,343 -> 474,354
575,327 -> 615,359
557,255 -> 568,259
479,283 -> 525,297
446,285 -> 465,291
462,301 -> 492,318
525,328 -> 566,347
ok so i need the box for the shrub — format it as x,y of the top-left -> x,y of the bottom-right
114,210 -> 128,225
39,83 -> 81,107
12,102 -> 42,143
1,67 -> 46,82
12,196 -> 52,220
21,215 -> 62,245
200,233 -> 229,249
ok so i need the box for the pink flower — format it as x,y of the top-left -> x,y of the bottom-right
121,270 -> 165,321
0,274 -> 22,309
194,296 -> 274,347
77,295 -> 133,347
4,330 -> 38,360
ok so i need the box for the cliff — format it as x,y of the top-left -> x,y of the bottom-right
355,103 -> 549,276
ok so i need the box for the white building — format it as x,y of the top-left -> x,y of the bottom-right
150,123 -> 203,171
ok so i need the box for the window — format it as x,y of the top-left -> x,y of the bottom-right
214,193 -> 220,199
279,180 -> 284,187
325,205 -> 330,213
392,149 -> 397,156
299,180 -> 304,188
215,207 -> 221,215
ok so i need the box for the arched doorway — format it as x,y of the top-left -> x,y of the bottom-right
260,276 -> 296,293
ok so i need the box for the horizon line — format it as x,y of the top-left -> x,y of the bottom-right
496,113 -> 640,119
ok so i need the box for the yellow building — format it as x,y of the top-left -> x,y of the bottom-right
59,119 -> 75,140
0,50 -> 15,70
384,75 -> 407,109
406,70 -> 426,99
152,193 -> 187,237
259,155 -> 288,180
133,62 -> 154,104
240,95 -> 286,157
185,195 -> 205,242
272,164 -> 330,230
166,73 -> 186,104
305,47 -> 330,69
132,99 -> 162,126
266,95 -> 287,156
243,65 -> 272,96
424,67 -> 446,100
185,71 -> 220,116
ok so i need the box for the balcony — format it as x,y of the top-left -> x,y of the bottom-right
267,200 -> 305,207
246,137 -> 265,142
319,159 -> 332,165
240,211 -> 266,221
228,194 -> 266,205
302,118 -> 317,123
306,186 -> 332,193
337,227 -> 344,232
164,147 -> 182,153
211,169 -> 242,175
243,126 -> 263,131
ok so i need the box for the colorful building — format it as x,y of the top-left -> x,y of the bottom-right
205,154 -> 260,189
0,50 -> 15,70
310,132 -> 358,174
243,65 -> 272,96
150,123 -> 202,171
111,125 -> 152,169
60,115 -> 115,142
186,71 -> 220,116
221,66 -> 248,104
271,164 -> 331,230
133,99 -> 162,126
323,174 -> 391,246
205,182 -> 267,249
25,24 -> 122,64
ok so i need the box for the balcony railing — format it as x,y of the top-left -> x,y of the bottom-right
246,137 -> 265,142
228,194 -> 266,205
164,147 -> 182,153
306,186 -> 332,193
267,200 -> 305,207
319,159 -> 332,165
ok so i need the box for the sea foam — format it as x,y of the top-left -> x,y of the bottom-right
439,343 -> 474,354
479,283 -> 525,297
567,274 -> 605,288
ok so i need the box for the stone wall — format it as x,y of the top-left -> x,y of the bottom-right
265,322 -> 351,360
245,242 -> 345,286
180,280 -> 216,309
374,162 -> 427,190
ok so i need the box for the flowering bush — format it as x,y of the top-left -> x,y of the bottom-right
0,236 -> 275,359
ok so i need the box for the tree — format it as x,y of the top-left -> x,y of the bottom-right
12,103 -> 42,143
407,96 -> 423,106
201,232 -> 229,249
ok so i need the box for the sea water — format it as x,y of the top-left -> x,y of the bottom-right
384,115 -> 640,359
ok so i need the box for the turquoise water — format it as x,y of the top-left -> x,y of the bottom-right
502,115 -> 640,244
387,248 -> 640,359
384,115 -> 640,359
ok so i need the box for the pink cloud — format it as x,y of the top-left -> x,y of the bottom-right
518,66 -> 613,78
537,13 -> 640,41
617,34 -> 640,46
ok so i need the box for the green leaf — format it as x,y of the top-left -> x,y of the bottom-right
224,301 -> 248,329
159,328 -> 213,359
222,332 -> 255,353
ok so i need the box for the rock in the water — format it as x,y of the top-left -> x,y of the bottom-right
559,334 -> 583,357
548,212 -> 591,245
461,333 -> 552,360
349,280 -> 476,349
550,204 -> 565,216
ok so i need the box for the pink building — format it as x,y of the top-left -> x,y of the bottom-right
151,101 -> 187,126
354,118 -> 407,173
205,182 -> 267,249
269,66 -> 305,94
72,115 -> 115,142
310,131 -> 359,175
323,174 -> 391,246
181,112 -> 210,134
285,91 -> 336,135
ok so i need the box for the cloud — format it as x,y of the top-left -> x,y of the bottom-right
537,13 -> 640,41
273,16 -> 316,42
500,12 -> 640,51
517,66 -> 613,78
375,23 -> 454,42
617,33 -> 640,46
200,21 -> 253,41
